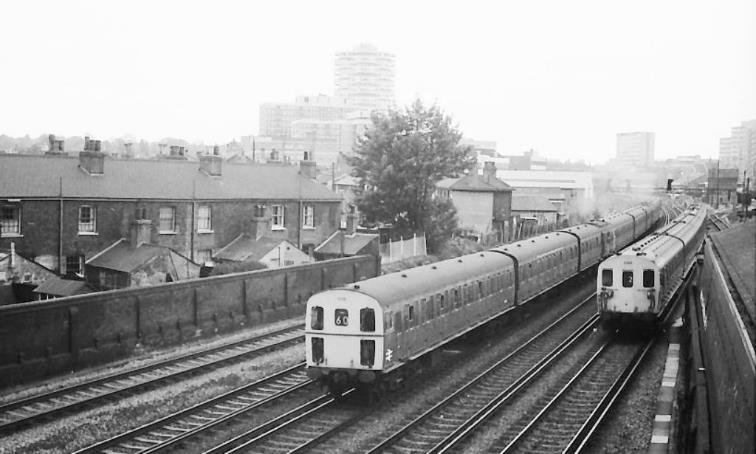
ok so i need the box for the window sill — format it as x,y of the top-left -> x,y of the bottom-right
197,229 -> 214,234
271,226 -> 286,231
0,233 -> 23,238
78,232 -> 98,236
159,231 -> 178,235
302,226 -> 315,230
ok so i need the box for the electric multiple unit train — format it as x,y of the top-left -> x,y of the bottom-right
597,206 -> 706,325
305,201 -> 663,394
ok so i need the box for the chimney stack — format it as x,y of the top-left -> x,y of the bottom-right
299,152 -> 316,179
130,219 -> 152,248
345,211 -> 358,236
483,161 -> 497,183
79,137 -> 105,174
199,154 -> 223,176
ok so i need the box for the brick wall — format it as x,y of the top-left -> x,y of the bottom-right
0,255 -> 379,387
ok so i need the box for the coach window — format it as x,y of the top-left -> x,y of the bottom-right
479,281 -> 484,297
643,270 -> 655,288
311,337 -> 324,364
438,294 -> 445,312
310,306 -> 324,330
622,271 -> 634,287
408,304 -> 415,323
394,311 -> 403,331
454,288 -> 460,307
360,340 -> 375,366
601,269 -> 613,287
360,308 -> 375,332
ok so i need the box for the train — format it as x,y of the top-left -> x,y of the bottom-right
596,205 -> 706,326
305,200 -> 663,395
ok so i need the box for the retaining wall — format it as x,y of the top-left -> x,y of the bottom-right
0,255 -> 379,388
698,241 -> 755,454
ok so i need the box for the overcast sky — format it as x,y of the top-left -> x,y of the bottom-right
1,0 -> 754,164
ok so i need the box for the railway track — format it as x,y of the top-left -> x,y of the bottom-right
364,294 -> 599,454
75,363 -> 316,453
708,214 -> 729,231
0,324 -> 304,434
204,388 -> 367,454
430,271 -> 686,454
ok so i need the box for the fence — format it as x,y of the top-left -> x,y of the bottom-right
380,233 -> 427,264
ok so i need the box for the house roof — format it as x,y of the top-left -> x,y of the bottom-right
33,277 -> 94,297
86,239 -> 196,273
511,194 -> 558,212
495,170 -> 594,194
436,174 -> 512,192
214,235 -> 297,262
0,154 -> 341,201
314,231 -> 378,255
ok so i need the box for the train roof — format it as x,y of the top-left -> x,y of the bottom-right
490,231 -> 576,260
559,222 -> 603,239
339,251 -> 514,307
616,208 -> 705,259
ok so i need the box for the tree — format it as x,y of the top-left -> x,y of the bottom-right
350,100 -> 476,252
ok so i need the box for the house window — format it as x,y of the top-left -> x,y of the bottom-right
272,204 -> 284,228
196,249 -> 212,265
78,206 -> 96,233
254,204 -> 266,218
0,205 -> 20,236
197,206 -> 212,231
303,205 -> 314,228
159,207 -> 176,232
66,255 -> 84,275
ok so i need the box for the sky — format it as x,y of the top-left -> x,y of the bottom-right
0,0 -> 754,164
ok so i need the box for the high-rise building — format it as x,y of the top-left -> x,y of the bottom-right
616,132 -> 655,167
335,43 -> 395,112
719,120 -> 756,182
259,95 -> 356,139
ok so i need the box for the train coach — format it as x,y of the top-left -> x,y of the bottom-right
597,206 -> 706,326
305,200 -> 664,395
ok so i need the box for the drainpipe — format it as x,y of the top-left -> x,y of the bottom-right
59,177 -> 64,273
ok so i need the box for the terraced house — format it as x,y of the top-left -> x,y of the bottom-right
0,150 -> 343,276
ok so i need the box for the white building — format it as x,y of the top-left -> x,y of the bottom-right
719,120 -> 756,182
335,43 -> 395,112
616,132 -> 655,168
259,95 -> 356,139
495,170 -> 594,221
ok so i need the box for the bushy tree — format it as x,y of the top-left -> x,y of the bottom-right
350,100 -> 475,252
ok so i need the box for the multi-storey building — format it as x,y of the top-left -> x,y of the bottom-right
335,43 -> 395,112
616,132 -> 655,168
290,115 -> 371,164
0,151 -> 343,276
719,120 -> 756,182
259,95 -> 356,139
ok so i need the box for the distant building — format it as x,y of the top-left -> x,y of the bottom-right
707,167 -> 740,206
314,212 -> 379,260
0,245 -> 58,304
335,43 -> 395,112
435,162 -> 513,242
494,169 -> 594,222
0,151 -> 343,275
259,95 -> 356,139
85,237 -> 200,291
290,115 -> 371,165
215,236 -> 312,269
460,138 -> 497,158
511,194 -> 558,226
616,132 -> 655,168
719,120 -> 756,182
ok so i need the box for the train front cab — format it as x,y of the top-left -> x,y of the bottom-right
305,289 -> 385,389
597,254 -> 660,325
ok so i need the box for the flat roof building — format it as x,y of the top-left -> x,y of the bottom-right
616,132 -> 655,168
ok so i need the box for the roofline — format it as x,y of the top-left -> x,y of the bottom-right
0,196 -> 343,203
314,230 -> 341,253
85,238 -> 125,264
